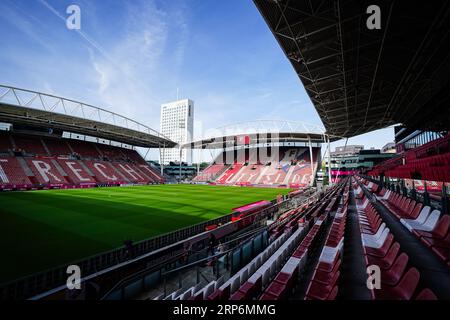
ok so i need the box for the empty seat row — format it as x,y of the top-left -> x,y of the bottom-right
359,180 -> 450,267
228,225 -> 308,300
304,200 -> 348,300
208,231 -> 291,300
272,181 -> 349,300
353,180 -> 438,300
259,213 -> 328,300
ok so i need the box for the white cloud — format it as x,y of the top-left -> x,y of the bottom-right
86,1 -> 173,129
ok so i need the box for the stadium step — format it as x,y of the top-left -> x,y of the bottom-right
40,138 -> 51,156
338,188 -> 373,299
16,156 -> 33,176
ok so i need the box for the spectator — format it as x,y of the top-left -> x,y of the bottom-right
123,239 -> 134,259
217,241 -> 227,254
208,233 -> 217,255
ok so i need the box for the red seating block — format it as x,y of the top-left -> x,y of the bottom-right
420,233 -> 450,249
0,157 -> 31,185
69,140 -> 101,158
44,138 -> 71,156
14,135 -> 47,155
0,134 -> 12,152
57,159 -> 95,184
26,158 -> 67,184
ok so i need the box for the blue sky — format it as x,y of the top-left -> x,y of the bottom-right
0,0 -> 395,160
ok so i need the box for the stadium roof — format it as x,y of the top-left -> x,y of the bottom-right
182,120 -> 329,149
0,85 -> 176,148
254,0 -> 450,137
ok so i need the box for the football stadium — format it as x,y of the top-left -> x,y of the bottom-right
0,0 -> 449,305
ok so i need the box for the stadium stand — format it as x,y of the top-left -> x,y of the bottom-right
0,132 -> 164,190
83,160 -> 127,184
2,0 -> 449,301
193,164 -> 228,182
115,163 -> 150,183
96,144 -> 127,161
216,163 -> 244,184
152,174 -> 450,301
368,133 -> 450,182
43,138 -> 72,156
13,135 -> 47,156
194,147 -> 320,187
122,148 -> 149,165
0,157 -> 32,187
138,164 -> 165,183
69,140 -> 102,159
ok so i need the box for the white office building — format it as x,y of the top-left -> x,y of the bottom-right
160,99 -> 194,165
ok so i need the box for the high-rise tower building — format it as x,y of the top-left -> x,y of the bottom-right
160,99 -> 194,165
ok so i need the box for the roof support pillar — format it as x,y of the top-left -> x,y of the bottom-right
327,135 -> 332,186
179,146 -> 182,183
308,135 -> 315,187
160,143 -> 165,176
197,148 -> 200,176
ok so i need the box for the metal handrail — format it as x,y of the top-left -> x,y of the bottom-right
101,225 -> 270,300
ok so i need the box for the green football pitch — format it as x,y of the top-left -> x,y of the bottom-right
0,184 -> 291,283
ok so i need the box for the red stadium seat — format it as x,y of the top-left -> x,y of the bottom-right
381,253 -> 409,286
376,268 -> 420,300
415,288 -> 438,300
367,242 -> 400,270
413,215 -> 450,241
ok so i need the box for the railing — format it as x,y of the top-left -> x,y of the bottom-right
102,225 -> 269,300
0,84 -> 171,141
